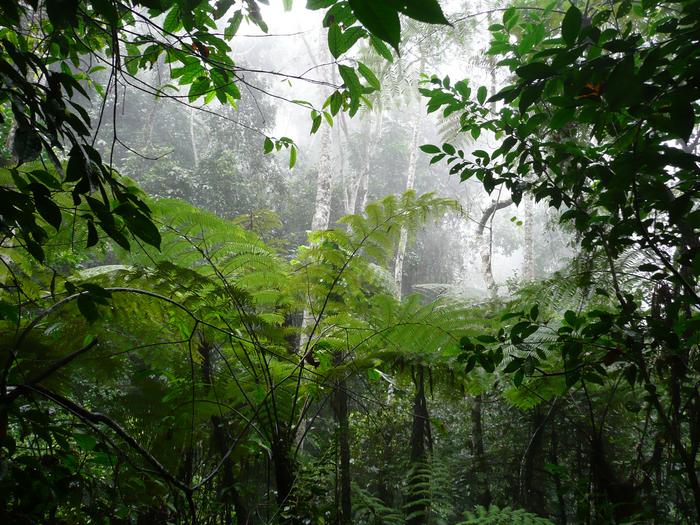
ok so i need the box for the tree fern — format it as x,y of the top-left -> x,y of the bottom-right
458,505 -> 555,524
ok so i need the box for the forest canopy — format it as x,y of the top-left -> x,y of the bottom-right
1,0 -> 699,524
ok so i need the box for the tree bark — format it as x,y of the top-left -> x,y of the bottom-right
469,394 -> 492,507
188,107 -> 200,169
519,406 -> 547,515
310,122 -> 333,231
394,110 -> 421,297
199,339 -> 249,524
550,428 -> 567,525
406,367 -> 431,525
477,198 -> 513,298
331,369 -> 351,524
272,435 -> 300,524
522,194 -> 535,281
354,111 -> 383,215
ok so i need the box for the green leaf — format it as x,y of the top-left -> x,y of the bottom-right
348,0 -> 401,51
163,5 -> 181,32
564,310 -> 577,327
66,148 -> 87,183
516,62 -> 554,80
392,0 -> 450,25
518,83 -> 544,113
310,114 -> 322,134
188,76 -> 211,102
12,126 -> 42,163
529,304 -> 539,321
289,146 -> 297,168
550,107 -> 575,129
329,25 -> 366,58
605,56 -> 641,108
127,211 -> 161,249
35,194 -> 62,231
561,5 -> 582,47
420,144 -> 441,154
86,220 -> 98,247
338,64 -> 362,97
504,358 -> 523,373
669,102 -> 695,142
358,62 -> 380,90
307,0 -> 335,8
77,294 -> 98,323
327,23 -> 343,58
369,35 -> 393,62
46,0 -> 78,28
513,368 -> 525,387
224,12 -> 243,39
477,86 -> 487,105
443,143 -> 456,155
91,0 -> 119,24
264,137 -> 274,154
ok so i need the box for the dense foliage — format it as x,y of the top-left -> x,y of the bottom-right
1,0 -> 699,524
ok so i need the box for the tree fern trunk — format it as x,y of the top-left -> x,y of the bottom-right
550,428 -> 567,525
272,435 -> 300,524
199,339 -> 249,524
331,371 -> 352,524
406,366 -> 431,525
470,394 -> 492,507
519,406 -> 547,514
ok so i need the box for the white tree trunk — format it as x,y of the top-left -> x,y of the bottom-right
477,198 -> 513,298
393,112 -> 420,297
354,111 -> 383,215
310,123 -> 333,231
300,31 -> 335,352
522,194 -> 535,282
189,107 -> 199,169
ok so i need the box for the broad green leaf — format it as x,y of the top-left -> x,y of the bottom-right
163,5 -> 181,32
420,144 -> 441,154
561,6 -> 582,47
477,86 -> 487,105
370,35 -> 393,62
348,0 -> 401,50
516,62 -> 554,80
357,62 -> 380,90
338,64 -> 362,97
392,0 -> 450,25
289,146 -> 297,168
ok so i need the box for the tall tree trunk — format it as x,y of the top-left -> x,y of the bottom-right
522,194 -> 535,281
519,406 -> 547,514
331,359 -> 351,524
310,123 -> 333,231
470,394 -> 492,507
189,107 -> 199,169
550,428 -> 568,525
394,109 -> 421,296
298,31 -> 349,524
406,366 -> 431,525
271,435 -> 300,524
477,198 -> 513,298
354,110 -> 383,215
199,339 -> 249,524
299,61 -> 336,351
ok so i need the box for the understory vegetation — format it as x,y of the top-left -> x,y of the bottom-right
0,0 -> 699,523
